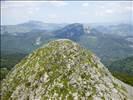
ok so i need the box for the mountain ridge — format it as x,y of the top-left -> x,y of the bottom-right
1,39 -> 130,100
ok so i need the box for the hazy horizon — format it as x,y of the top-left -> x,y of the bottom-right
1,1 -> 133,25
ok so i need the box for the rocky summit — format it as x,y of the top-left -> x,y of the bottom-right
1,39 -> 130,100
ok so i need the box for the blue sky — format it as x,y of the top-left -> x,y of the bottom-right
1,1 -> 133,25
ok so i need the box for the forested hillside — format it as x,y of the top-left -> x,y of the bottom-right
109,56 -> 133,86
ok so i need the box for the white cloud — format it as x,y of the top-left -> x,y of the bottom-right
1,6 -> 8,9
28,11 -> 34,14
48,14 -> 58,19
124,6 -> 133,12
1,1 -> 131,24
82,3 -> 89,7
105,9 -> 114,14
97,1 -> 132,15
35,7 -> 40,11
95,12 -> 104,17
48,1 -> 68,7
1,1 -> 42,8
100,6 -> 105,9
95,9 -> 114,17
28,7 -> 40,12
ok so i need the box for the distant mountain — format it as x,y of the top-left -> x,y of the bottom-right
18,20 -> 67,31
79,33 -> 133,65
54,23 -> 87,41
1,20 -> 67,35
93,24 -> 133,37
1,39 -> 130,99
1,23 -> 133,61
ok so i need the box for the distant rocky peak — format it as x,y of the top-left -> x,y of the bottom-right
83,24 -> 91,34
55,23 -> 86,40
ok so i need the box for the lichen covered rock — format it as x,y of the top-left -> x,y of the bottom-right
1,39 -> 129,100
